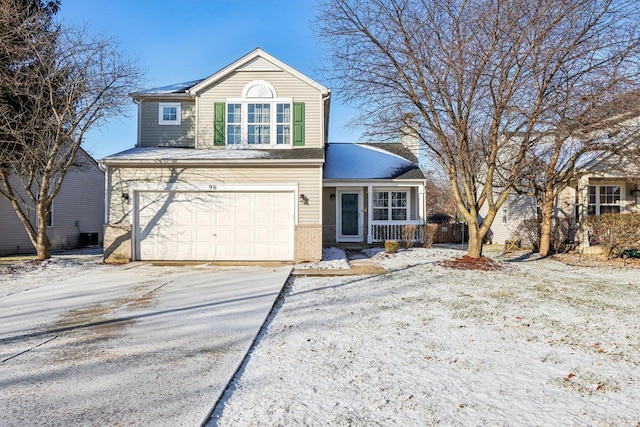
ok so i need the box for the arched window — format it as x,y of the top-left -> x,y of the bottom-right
225,80 -> 292,147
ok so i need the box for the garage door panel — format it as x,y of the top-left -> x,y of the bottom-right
136,191 -> 294,261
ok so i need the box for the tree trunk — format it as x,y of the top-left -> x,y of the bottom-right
35,202 -> 51,260
466,220 -> 484,258
538,192 -> 555,257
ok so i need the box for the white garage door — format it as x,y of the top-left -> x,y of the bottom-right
135,191 -> 294,261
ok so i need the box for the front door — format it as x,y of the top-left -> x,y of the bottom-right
337,190 -> 363,242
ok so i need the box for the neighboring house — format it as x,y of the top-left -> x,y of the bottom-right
101,48 -> 426,263
0,149 -> 105,255
486,118 -> 640,248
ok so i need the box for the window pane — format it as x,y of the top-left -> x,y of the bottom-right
599,186 -> 620,205
373,192 -> 388,207
600,205 -> 621,214
227,125 -> 242,144
248,125 -> 270,144
163,107 -> 177,121
248,103 -> 270,123
227,104 -> 241,123
392,208 -> 407,221
391,192 -> 407,207
277,103 -> 291,123
277,125 -> 290,144
373,208 -> 388,220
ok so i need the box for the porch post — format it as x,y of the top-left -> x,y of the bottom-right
367,185 -> 373,243
579,175 -> 590,248
418,183 -> 426,222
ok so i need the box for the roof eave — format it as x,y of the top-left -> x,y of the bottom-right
130,92 -> 194,101
102,158 -> 324,167
322,178 -> 426,186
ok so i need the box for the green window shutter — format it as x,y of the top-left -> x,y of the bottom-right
293,102 -> 305,146
214,102 -> 225,146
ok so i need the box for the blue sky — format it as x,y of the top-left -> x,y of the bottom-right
58,0 -> 360,159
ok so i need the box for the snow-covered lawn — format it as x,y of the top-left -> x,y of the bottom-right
213,247 -> 640,426
2,247 -> 639,425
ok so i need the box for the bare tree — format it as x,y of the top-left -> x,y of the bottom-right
0,0 -> 141,259
516,92 -> 640,256
316,0 -> 640,258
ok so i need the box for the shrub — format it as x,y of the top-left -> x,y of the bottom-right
401,225 -> 417,249
514,216 -> 573,254
584,213 -> 640,258
423,223 -> 439,248
385,240 -> 400,253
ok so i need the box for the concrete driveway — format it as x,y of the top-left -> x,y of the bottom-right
0,262 -> 291,426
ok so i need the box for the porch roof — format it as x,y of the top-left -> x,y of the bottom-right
323,143 -> 424,180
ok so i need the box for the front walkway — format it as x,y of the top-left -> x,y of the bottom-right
293,250 -> 386,276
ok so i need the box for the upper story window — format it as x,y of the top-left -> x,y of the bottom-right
225,80 -> 292,148
159,102 -> 181,125
588,185 -> 621,215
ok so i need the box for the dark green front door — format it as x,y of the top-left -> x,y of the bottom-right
341,193 -> 359,236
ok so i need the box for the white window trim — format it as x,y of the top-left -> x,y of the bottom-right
371,189 -> 410,223
225,80 -> 292,149
588,184 -> 623,215
225,98 -> 293,148
158,102 -> 181,125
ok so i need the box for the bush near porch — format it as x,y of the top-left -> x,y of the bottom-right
584,213 -> 640,259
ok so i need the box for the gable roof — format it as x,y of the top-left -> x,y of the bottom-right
187,48 -> 330,95
323,143 -> 424,180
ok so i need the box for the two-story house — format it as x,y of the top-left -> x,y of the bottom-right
102,49 -> 426,263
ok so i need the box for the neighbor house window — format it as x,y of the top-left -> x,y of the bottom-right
46,202 -> 53,227
225,80 -> 292,147
158,102 -> 181,125
373,191 -> 408,221
588,185 -> 621,215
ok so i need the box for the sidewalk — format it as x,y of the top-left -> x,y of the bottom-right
292,250 -> 386,276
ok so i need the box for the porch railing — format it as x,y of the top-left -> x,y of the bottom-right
371,221 -> 424,242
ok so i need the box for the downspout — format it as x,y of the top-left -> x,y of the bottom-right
194,94 -> 199,148
320,92 -> 332,245
102,163 -> 109,227
133,98 -> 141,147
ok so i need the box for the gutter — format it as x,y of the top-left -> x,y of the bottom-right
101,158 -> 325,167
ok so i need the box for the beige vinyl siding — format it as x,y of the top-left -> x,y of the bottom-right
483,194 -> 538,244
108,164 -> 322,225
322,187 -> 337,226
49,152 -> 105,246
139,100 -> 195,147
0,180 -> 33,254
0,151 -> 105,255
196,70 -> 324,149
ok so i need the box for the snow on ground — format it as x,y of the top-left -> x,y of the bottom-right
3,246 -> 639,425
0,248 -> 108,298
213,246 -> 640,426
295,247 -> 351,270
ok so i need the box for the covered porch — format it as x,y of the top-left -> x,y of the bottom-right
322,181 -> 426,246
